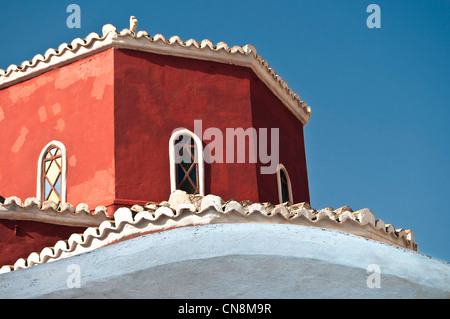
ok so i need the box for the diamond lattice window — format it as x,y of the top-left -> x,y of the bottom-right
41,146 -> 63,206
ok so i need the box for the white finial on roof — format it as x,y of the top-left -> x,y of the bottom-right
130,16 -> 138,34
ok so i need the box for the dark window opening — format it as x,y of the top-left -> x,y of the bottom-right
280,169 -> 290,203
174,135 -> 200,194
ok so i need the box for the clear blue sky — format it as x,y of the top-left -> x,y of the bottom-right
1,0 -> 449,262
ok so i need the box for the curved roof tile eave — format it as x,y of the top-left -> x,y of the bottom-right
0,190 -> 418,274
0,196 -> 111,227
0,23 -> 311,125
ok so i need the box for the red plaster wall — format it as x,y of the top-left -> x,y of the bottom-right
0,49 -> 116,209
0,219 -> 86,266
113,49 -> 259,203
0,47 -> 310,265
0,47 -> 309,208
250,73 -> 310,205
0,50 -> 116,263
112,48 -> 310,204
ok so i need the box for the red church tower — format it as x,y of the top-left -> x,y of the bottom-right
0,20 -> 312,266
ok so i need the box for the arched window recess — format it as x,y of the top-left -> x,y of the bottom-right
169,129 -> 205,196
37,140 -> 67,207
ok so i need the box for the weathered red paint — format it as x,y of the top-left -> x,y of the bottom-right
0,47 -> 310,264
0,219 -> 86,266
113,49 -> 309,204
0,49 -> 115,264
0,49 -> 116,208
250,72 -> 310,205
113,49 -> 257,203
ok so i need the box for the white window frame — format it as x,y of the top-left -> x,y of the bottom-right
276,163 -> 293,204
169,128 -> 205,196
37,140 -> 67,204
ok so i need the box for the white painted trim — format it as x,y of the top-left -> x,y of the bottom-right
276,163 -> 293,204
169,129 -> 205,196
36,140 -> 67,205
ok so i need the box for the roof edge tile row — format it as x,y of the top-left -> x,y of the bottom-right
0,23 -> 311,125
0,196 -> 111,227
0,190 -> 417,274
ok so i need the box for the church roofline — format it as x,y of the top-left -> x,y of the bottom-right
0,20 -> 311,125
0,196 -> 110,227
0,190 -> 417,274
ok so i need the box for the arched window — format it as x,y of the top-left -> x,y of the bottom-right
277,164 -> 293,204
37,141 -> 67,207
169,129 -> 204,195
